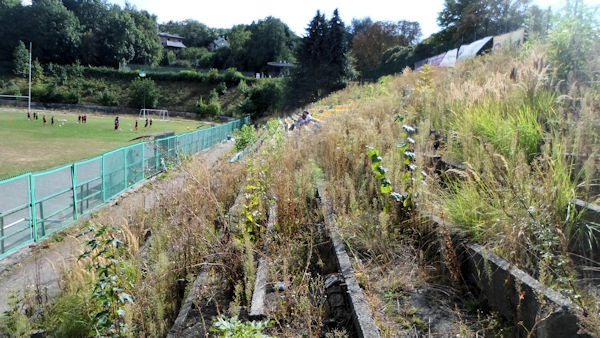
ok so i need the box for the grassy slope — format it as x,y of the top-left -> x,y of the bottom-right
1,74 -> 245,115
0,109 -> 207,179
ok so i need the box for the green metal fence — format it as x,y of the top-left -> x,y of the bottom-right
0,117 -> 248,258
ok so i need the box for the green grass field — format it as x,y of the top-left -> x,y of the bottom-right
0,109 -> 208,179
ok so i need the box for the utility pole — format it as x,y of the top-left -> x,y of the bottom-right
28,42 -> 32,115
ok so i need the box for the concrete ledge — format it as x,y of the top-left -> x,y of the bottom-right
461,243 -> 585,338
167,267 -> 208,338
249,200 -> 277,320
318,182 -> 381,338
430,215 -> 588,337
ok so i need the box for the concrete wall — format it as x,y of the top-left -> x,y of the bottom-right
459,243 -> 586,338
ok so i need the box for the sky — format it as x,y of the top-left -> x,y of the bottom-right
103,0 -> 593,39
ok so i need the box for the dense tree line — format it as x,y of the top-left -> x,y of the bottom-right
0,0 -> 162,67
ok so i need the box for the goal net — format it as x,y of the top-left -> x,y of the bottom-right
139,108 -> 169,120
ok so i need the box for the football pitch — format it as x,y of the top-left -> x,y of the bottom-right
0,108 -> 208,179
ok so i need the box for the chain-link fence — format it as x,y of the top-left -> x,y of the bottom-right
0,117 -> 248,258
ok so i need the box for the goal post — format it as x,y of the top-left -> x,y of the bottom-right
139,108 -> 169,120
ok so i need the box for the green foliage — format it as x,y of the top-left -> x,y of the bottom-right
211,315 -> 272,338
98,89 -> 120,106
79,224 -> 134,336
31,83 -> 81,104
128,77 -> 159,108
237,79 -> 284,119
547,0 -> 600,80
438,0 -> 529,44
45,294 -> 93,337
351,20 -> 421,74
223,67 -> 243,85
366,115 -> 423,211
207,68 -> 220,83
32,59 -> 44,82
12,40 -> 28,77
162,50 -> 176,66
195,96 -> 221,117
450,97 -> 546,163
0,294 -> 32,337
288,9 -> 349,104
216,81 -> 227,95
244,16 -> 297,72
235,124 -> 257,152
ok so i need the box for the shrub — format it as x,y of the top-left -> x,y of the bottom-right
216,81 -> 227,95
12,40 -> 28,78
237,79 -> 284,119
234,124 -> 257,152
98,89 -> 120,106
223,67 -> 243,85
207,68 -> 220,83
195,97 -> 221,117
128,78 -> 159,108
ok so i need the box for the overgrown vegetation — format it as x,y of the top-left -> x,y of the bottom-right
2,2 -> 600,337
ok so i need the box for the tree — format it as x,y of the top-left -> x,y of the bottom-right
349,17 -> 374,37
12,41 -> 29,77
351,20 -> 421,74
525,5 -> 552,38
126,7 -> 162,65
23,0 -> 82,64
245,17 -> 297,72
228,24 -> 251,69
438,0 -> 530,44
547,0 -> 600,80
324,9 -> 349,89
128,78 -> 159,108
32,58 -> 44,82
288,9 -> 348,104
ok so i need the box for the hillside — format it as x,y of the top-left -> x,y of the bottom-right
0,66 -> 256,116
2,36 -> 600,337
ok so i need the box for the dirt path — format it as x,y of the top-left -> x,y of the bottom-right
0,141 -> 234,313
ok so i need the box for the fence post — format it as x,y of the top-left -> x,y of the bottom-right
123,149 -> 128,188
102,155 -> 106,203
155,141 -> 159,172
72,164 -> 78,220
1,217 -> 4,254
29,173 -> 38,242
142,142 -> 145,178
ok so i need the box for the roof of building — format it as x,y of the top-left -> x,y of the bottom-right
158,32 -> 184,39
163,40 -> 187,49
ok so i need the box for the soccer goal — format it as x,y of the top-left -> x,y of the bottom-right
139,108 -> 169,120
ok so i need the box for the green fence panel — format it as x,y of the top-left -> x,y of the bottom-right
125,144 -> 144,188
144,141 -> 160,177
74,157 -> 103,217
32,165 -> 75,240
0,174 -> 33,256
0,116 -> 248,259
104,149 -> 126,200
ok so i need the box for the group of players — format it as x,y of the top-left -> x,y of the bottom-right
26,111 -> 154,130
115,116 -> 153,131
27,111 -> 55,126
